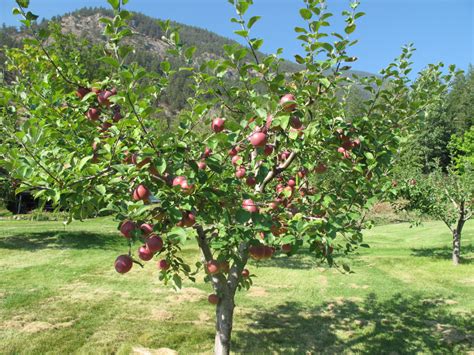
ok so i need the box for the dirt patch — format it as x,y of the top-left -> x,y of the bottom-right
150,309 -> 174,321
166,287 -> 206,303
1,319 -> 74,333
248,287 -> 268,297
349,283 -> 369,289
460,277 -> 474,285
132,347 -> 178,355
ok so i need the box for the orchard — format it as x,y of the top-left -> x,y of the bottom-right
0,0 -> 455,354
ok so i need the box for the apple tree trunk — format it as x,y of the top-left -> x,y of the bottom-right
452,200 -> 466,266
452,229 -> 461,265
214,291 -> 235,355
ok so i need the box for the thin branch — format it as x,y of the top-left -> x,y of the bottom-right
256,151 -> 298,193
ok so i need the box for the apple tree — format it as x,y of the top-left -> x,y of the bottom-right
0,0 -> 454,353
393,128 -> 473,265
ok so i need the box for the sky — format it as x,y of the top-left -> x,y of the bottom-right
1,0 -> 472,77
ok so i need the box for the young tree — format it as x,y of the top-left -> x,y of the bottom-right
394,126 -> 473,265
0,0 -> 454,353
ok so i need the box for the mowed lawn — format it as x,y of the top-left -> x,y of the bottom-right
0,218 -> 473,354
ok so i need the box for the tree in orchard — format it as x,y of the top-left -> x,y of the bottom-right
0,0 -> 455,353
393,127 -> 473,265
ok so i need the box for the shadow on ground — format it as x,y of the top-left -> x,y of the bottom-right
411,244 -> 474,264
0,231 -> 121,251
234,293 -> 474,353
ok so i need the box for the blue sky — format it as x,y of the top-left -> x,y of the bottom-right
1,0 -> 472,77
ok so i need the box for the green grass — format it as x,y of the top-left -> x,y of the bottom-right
0,218 -> 473,354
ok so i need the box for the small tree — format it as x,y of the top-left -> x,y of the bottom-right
394,129 -> 473,265
0,0 -> 454,353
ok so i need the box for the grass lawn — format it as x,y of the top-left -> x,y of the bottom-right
0,218 -> 473,354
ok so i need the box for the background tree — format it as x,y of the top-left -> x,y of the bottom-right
393,127 -> 473,265
0,0 -> 454,354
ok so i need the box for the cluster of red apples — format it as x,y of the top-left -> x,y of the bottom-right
112,92 -> 352,303
77,86 -> 123,138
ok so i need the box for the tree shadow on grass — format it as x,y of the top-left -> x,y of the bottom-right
0,231 -> 122,251
234,293 -> 474,354
411,244 -> 474,264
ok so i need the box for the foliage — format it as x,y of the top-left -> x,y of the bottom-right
0,0 -> 457,352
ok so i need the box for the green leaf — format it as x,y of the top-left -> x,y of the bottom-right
184,46 -> 196,61
160,61 -> 171,73
25,11 -> 38,21
100,57 -> 120,68
247,16 -> 261,29
95,185 -> 106,195
299,8 -> 312,20
107,0 -> 120,9
236,1 -> 250,15
345,24 -> 356,34
234,30 -> 248,38
15,0 -> 29,8
360,244 -> 370,248
172,274 -> 182,290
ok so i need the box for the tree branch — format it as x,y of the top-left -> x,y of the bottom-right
256,151 -> 297,193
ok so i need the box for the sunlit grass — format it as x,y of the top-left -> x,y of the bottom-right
0,218 -> 472,353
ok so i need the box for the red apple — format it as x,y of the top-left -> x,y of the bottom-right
158,259 -> 170,270
276,184 -> 285,194
249,132 -> 267,147
115,255 -> 133,274
263,145 -> 274,156
290,116 -> 303,129
197,160 -> 207,170
268,199 -> 280,210
146,235 -> 163,253
263,246 -> 274,259
352,138 -> 361,147
203,147 -> 212,158
172,176 -> 186,187
140,223 -> 154,236
280,150 -> 291,161
133,184 -> 150,201
219,261 -> 230,274
76,87 -> 90,99
229,147 -> 238,156
120,220 -> 136,238
112,111 -> 122,122
178,211 -> 196,228
249,245 -> 264,260
206,260 -> 220,274
241,269 -> 250,278
298,168 -> 307,178
242,199 -> 259,213
281,244 -> 292,253
246,176 -> 256,186
287,178 -> 296,187
86,108 -> 101,121
208,294 -> 219,305
235,167 -> 246,179
231,155 -> 242,166
138,245 -> 154,261
280,94 -> 296,112
211,117 -> 225,132
98,90 -> 113,107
